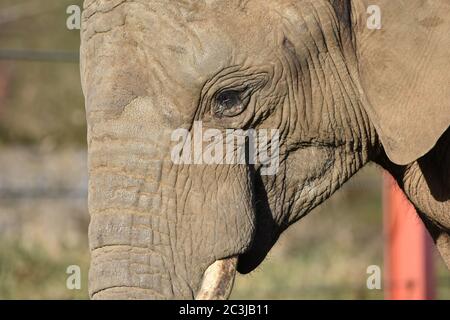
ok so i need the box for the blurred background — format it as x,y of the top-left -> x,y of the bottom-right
0,0 -> 448,299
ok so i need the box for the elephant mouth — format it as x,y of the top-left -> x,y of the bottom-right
195,256 -> 238,300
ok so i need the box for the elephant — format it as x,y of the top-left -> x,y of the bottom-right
80,0 -> 450,299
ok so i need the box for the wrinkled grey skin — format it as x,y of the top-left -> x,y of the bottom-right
80,0 -> 450,299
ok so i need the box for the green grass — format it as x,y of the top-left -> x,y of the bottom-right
0,241 -> 89,299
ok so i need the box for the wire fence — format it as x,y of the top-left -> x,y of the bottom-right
0,1 -> 80,63
0,49 -> 79,63
0,1 -> 64,25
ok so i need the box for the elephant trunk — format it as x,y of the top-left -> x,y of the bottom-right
86,101 -> 254,299
88,149 -> 241,299
87,142 -> 185,299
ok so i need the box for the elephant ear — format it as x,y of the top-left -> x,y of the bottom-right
352,0 -> 450,165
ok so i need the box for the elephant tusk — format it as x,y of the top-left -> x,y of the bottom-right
195,257 -> 238,300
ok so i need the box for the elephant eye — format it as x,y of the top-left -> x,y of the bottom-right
213,90 -> 248,118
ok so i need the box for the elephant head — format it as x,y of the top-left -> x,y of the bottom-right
80,0 -> 450,299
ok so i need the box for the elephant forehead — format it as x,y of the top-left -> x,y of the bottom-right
81,0 -> 287,118
128,2 -> 279,83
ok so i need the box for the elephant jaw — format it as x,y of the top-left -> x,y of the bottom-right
195,257 -> 238,300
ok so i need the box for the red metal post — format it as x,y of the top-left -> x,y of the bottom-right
383,172 -> 435,300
